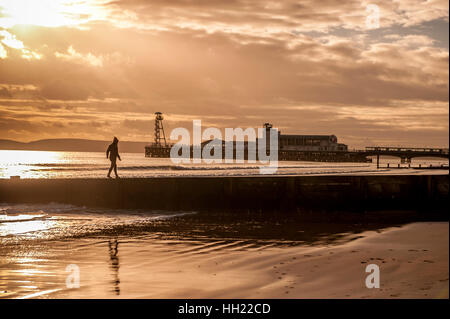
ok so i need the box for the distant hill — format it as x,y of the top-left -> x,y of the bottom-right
0,139 -> 149,153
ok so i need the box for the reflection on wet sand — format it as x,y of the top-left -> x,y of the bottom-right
108,238 -> 120,295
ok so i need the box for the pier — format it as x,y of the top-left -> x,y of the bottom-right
144,114 -> 449,164
145,144 -> 449,164
364,147 -> 450,168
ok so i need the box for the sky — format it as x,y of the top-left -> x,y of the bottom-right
0,0 -> 448,148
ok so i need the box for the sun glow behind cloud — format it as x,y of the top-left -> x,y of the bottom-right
0,0 -> 108,28
0,29 -> 42,59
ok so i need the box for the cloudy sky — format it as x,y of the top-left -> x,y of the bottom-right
0,0 -> 448,148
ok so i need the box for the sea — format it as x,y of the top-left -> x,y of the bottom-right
0,149 -> 448,179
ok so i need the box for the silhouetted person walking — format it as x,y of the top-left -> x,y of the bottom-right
107,137 -> 121,178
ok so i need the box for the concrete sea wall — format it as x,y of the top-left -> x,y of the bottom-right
0,175 -> 448,212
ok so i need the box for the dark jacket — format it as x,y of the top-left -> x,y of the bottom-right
107,142 -> 120,161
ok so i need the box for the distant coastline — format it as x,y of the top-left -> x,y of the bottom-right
0,138 -> 148,153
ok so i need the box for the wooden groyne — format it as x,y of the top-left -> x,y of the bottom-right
0,175 -> 448,213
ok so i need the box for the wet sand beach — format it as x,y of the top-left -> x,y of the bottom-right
1,209 -> 448,299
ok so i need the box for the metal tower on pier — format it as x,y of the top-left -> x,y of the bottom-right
154,112 -> 167,147
263,122 -> 273,153
263,122 -> 272,131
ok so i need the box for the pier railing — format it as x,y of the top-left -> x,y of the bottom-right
365,146 -> 449,154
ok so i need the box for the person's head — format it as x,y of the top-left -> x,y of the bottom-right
113,136 -> 119,144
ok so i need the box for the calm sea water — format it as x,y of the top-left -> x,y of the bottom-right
0,150 -> 448,179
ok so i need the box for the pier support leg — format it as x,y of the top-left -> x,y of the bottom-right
376,153 -> 380,169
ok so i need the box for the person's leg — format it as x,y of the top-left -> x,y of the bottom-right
107,160 -> 114,177
113,161 -> 119,178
